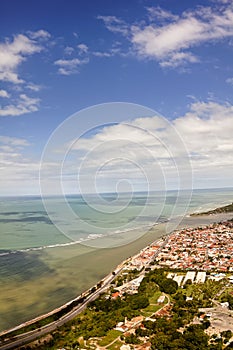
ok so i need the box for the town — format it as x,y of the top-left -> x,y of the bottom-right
127,220 -> 233,273
3,219 -> 233,350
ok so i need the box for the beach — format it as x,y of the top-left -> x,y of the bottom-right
1,208 -> 232,333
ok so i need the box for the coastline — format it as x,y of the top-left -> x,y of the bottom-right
190,202 -> 233,216
1,209 -> 233,336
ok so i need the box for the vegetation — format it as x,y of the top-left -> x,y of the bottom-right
191,202 -> 233,216
0,293 -> 87,341
112,268 -> 139,287
145,269 -> 178,294
98,330 -> 122,346
7,269 -> 233,349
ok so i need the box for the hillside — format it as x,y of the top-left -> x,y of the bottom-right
191,202 -> 233,216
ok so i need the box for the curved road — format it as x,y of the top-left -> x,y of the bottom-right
0,269 -> 122,350
0,236 -> 168,350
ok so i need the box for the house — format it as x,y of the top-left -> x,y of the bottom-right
120,345 -> 131,350
115,322 -> 128,332
220,302 -> 229,308
112,291 -> 120,299
157,295 -> 165,303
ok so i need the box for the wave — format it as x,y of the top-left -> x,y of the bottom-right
0,234 -> 106,256
0,221 -> 165,256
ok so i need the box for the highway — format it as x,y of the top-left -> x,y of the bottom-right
0,268 -> 123,350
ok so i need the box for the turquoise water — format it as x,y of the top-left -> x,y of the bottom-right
0,188 -> 233,251
0,187 -> 232,332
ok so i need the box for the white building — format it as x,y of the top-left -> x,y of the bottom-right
173,274 -> 184,286
195,271 -> 206,283
183,271 -> 196,285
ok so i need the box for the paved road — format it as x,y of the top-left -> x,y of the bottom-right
0,238 -> 167,350
152,234 -> 170,260
0,268 -> 123,350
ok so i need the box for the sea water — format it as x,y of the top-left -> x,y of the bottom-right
1,188 -> 232,251
0,187 -> 233,331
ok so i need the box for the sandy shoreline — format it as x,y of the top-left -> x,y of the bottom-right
0,210 -> 232,333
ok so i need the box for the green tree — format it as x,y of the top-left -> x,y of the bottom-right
158,278 -> 178,294
125,334 -> 140,344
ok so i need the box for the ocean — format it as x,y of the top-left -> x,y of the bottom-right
0,188 -> 232,331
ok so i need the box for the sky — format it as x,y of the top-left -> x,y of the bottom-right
0,0 -> 233,195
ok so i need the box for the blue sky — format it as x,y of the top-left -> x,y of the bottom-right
1,0 -> 233,195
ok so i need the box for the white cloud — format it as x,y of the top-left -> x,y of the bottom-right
65,121 -> 180,193
0,135 -> 30,147
213,0 -> 232,3
92,51 -> 113,58
0,94 -> 40,116
0,71 -> 24,84
26,82 -> 42,92
173,101 -> 233,168
63,101 -> 233,191
226,77 -> 233,84
8,101 -> 231,194
97,15 -> 129,36
0,135 -> 30,167
92,41 -> 123,58
54,57 -> 89,75
147,6 -> 178,22
77,43 -> 88,53
0,31 -> 49,84
99,3 -> 233,68
28,29 -> 51,40
0,136 -> 41,195
131,7 -> 233,66
0,30 -> 51,117
160,51 -> 199,68
0,89 -> 10,98
93,47 -> 121,57
64,46 -> 75,55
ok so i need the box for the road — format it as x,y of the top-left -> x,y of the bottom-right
0,268 -> 123,350
0,236 -> 169,350
152,234 -> 171,260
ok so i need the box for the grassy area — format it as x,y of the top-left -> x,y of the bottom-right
187,279 -> 223,295
148,290 -> 162,304
218,285 -> 233,301
172,278 -> 226,309
142,304 -> 161,314
107,339 -> 124,350
142,311 -> 153,317
98,330 -> 122,347
141,291 -> 167,317
23,268 -> 233,349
